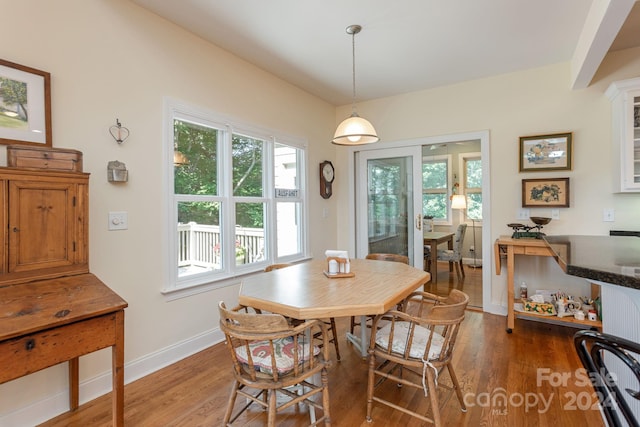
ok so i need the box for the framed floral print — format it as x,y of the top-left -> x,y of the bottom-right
0,59 -> 52,146
522,177 -> 570,208
519,132 -> 572,172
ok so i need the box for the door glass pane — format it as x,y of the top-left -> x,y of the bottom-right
177,201 -> 221,277
367,157 -> 410,256
422,159 -> 448,220
236,202 -> 265,265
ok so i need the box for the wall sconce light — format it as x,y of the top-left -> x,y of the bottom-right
109,119 -> 130,144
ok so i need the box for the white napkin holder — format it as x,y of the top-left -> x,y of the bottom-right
324,250 -> 353,278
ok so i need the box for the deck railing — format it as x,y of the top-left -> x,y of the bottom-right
177,222 -> 264,268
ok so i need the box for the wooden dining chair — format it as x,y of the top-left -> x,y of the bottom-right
218,302 -> 332,426
350,253 -> 410,335
366,289 -> 469,426
265,264 -> 341,362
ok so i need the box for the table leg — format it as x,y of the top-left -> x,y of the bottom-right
113,310 -> 125,426
68,357 -> 79,410
506,246 -> 515,333
430,243 -> 438,284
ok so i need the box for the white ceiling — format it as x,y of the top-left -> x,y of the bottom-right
133,0 -> 640,106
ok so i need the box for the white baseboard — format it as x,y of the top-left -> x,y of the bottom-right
0,327 -> 225,426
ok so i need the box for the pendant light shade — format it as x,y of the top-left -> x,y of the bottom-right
332,112 -> 379,145
332,25 -> 379,145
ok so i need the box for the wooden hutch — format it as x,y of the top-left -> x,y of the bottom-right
0,149 -> 127,426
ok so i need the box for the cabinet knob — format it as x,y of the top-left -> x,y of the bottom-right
25,339 -> 35,351
12,227 -> 19,232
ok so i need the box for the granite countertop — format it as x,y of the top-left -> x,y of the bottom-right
544,235 -> 640,290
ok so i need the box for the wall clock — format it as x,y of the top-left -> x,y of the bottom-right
319,161 -> 335,199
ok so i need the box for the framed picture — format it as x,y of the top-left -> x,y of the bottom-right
519,132 -> 572,172
522,177 -> 570,208
0,59 -> 51,146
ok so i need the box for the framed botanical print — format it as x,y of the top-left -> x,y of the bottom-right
519,132 -> 572,172
522,177 -> 570,207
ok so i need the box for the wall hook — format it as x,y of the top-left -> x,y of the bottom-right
109,119 -> 130,144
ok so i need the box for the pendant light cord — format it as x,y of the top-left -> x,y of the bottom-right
351,29 -> 357,115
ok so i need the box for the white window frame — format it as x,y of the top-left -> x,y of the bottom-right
459,152 -> 482,223
162,98 -> 309,298
422,154 -> 453,225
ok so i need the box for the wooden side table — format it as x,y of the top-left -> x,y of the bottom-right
0,273 -> 127,426
494,236 -> 601,333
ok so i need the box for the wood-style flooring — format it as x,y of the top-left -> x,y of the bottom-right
426,261 -> 483,309
38,280 -> 605,427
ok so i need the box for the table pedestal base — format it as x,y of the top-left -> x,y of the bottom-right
346,315 -> 370,358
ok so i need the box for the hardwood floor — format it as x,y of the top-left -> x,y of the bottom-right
38,304 -> 605,426
426,261 -> 483,308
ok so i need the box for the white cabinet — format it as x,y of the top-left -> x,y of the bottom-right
606,77 -> 640,192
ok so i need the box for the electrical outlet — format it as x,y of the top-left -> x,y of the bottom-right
551,209 -> 560,220
108,211 -> 128,230
517,208 -> 530,220
469,246 -> 475,252
603,208 -> 615,222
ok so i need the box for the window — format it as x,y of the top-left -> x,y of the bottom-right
422,155 -> 451,222
462,153 -> 482,221
165,99 -> 307,292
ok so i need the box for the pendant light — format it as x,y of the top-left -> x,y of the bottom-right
332,25 -> 379,145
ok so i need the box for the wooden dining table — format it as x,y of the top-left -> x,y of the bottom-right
238,258 -> 430,357
423,231 -> 455,284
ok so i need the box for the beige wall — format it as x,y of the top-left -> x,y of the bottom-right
2,0 -> 640,422
0,0 -> 337,421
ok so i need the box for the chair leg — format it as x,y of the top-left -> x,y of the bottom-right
447,362 -> 467,412
267,389 -> 277,427
366,351 -> 376,422
350,316 -> 356,334
223,380 -> 240,425
329,318 -> 341,361
321,367 -> 332,426
454,262 -> 462,281
459,260 -> 465,277
426,367 -> 442,427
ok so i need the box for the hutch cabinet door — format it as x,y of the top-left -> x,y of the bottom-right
8,180 -> 78,273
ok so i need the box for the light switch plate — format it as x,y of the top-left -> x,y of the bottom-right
517,208 -> 530,220
551,209 -> 560,220
108,211 -> 128,230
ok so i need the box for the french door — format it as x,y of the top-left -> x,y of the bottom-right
355,146 -> 424,267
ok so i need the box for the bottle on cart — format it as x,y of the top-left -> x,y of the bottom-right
520,281 -> 528,299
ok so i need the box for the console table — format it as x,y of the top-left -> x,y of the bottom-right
0,273 -> 127,426
494,236 -> 601,333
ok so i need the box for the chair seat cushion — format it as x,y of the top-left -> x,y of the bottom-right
234,336 -> 320,375
375,321 -> 444,360
437,249 -> 457,261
